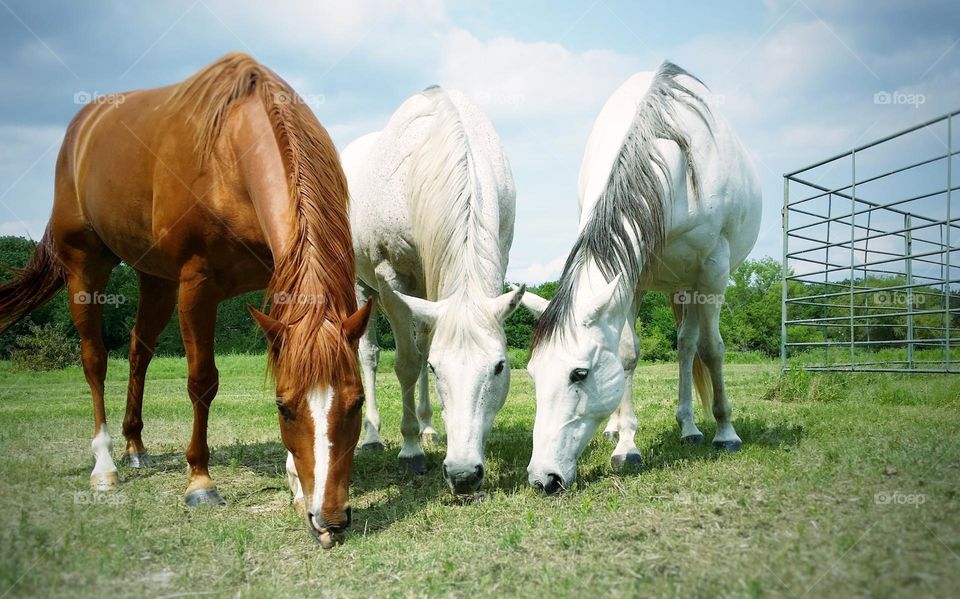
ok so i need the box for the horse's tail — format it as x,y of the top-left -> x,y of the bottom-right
671,296 -> 713,416
0,231 -> 66,335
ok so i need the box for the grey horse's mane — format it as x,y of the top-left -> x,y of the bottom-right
407,85 -> 502,301
531,61 -> 713,349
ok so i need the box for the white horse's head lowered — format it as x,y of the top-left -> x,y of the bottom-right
381,281 -> 525,494
523,274 -> 630,493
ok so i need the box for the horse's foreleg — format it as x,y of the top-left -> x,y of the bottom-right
413,322 -> 437,446
178,275 -> 225,506
122,273 -> 176,468
676,299 -> 705,444
66,263 -> 117,491
697,301 -> 741,451
611,320 -> 641,469
356,286 -> 384,451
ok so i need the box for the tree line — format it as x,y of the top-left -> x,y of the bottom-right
0,235 -> 847,363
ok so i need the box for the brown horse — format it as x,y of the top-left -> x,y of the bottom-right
0,53 -> 370,548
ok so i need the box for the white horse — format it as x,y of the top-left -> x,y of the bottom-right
341,86 -> 524,494
521,62 -> 761,493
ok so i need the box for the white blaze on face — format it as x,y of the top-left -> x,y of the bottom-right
307,385 -> 333,523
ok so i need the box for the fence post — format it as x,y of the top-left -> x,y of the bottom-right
781,176 -> 789,372
905,213 -> 914,370
947,114 -> 953,371
850,150 -> 857,370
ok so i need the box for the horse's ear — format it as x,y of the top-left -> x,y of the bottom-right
248,305 -> 286,348
491,284 -> 526,322
576,273 -> 626,327
342,300 -> 373,343
375,272 -> 444,326
517,285 -> 550,318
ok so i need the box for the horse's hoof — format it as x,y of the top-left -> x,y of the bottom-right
126,452 -> 155,468
90,471 -> 119,491
420,431 -> 438,446
602,431 -> 619,442
681,433 -> 705,445
713,439 -> 742,452
184,487 -> 226,507
357,441 -> 385,452
293,497 -> 306,518
610,451 -> 642,470
399,455 -> 428,475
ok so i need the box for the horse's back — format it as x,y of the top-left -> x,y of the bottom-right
579,67 -> 761,291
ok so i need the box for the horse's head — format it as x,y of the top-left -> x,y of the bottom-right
523,274 -> 629,493
249,301 -> 372,548
384,283 -> 525,495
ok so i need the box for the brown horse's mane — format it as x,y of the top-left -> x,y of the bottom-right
169,53 -> 357,397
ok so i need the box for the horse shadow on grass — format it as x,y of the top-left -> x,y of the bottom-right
575,415 -> 805,488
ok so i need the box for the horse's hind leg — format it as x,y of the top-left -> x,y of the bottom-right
675,299 -> 705,444
62,248 -> 119,490
697,300 -> 741,451
356,283 -> 384,451
122,272 -> 177,467
177,272 -> 225,506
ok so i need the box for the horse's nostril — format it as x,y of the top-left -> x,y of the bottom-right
543,473 -> 564,495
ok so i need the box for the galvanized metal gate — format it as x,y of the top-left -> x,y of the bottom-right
781,110 -> 959,373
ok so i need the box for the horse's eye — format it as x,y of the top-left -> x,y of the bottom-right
276,399 -> 294,421
494,360 -> 505,375
569,368 -> 589,383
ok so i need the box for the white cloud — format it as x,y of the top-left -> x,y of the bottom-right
508,254 -> 567,284
435,28 -> 637,122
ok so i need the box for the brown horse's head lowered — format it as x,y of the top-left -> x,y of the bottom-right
169,53 -> 371,547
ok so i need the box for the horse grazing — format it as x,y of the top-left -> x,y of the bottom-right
0,53 -> 370,547
521,62 -> 761,493
341,86 -> 524,495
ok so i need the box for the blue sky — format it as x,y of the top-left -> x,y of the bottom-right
1,0 -> 957,282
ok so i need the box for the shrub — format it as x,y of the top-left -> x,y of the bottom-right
10,323 -> 80,371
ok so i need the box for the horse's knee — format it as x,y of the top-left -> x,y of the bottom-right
187,368 -> 219,404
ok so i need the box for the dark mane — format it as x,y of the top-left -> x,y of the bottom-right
531,61 -> 712,350
170,53 -> 356,396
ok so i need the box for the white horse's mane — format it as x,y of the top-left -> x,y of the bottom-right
532,61 -> 714,349
407,86 -> 502,302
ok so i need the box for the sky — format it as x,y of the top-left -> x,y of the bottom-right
0,0 -> 958,283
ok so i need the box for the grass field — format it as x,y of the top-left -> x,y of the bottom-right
0,353 -> 958,598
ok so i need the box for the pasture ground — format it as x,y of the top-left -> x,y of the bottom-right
0,354 -> 958,598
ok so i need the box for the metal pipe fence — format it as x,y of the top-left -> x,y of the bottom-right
781,109 -> 960,373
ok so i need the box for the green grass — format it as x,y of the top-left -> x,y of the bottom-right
0,354 -> 958,598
